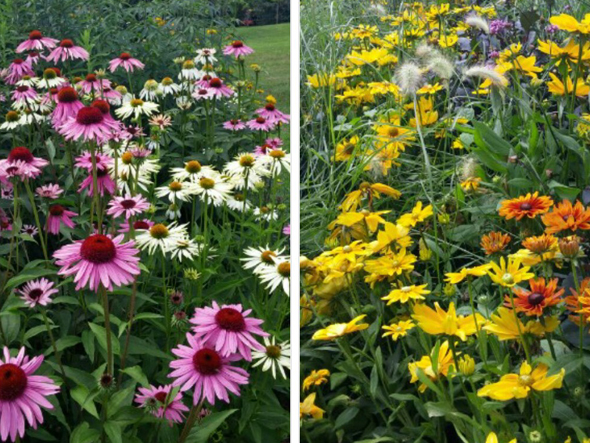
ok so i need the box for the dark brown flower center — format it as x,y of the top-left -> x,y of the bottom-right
278,262 -> 290,277
520,203 -> 532,211
266,345 -> 282,358
29,30 -> 43,40
76,107 -> 104,125
92,99 -> 110,114
192,348 -> 222,375
231,40 -> 244,48
215,307 -> 246,332
8,147 -> 34,163
120,199 -> 136,209
57,87 -> 78,103
119,52 -> 132,60
154,391 -> 167,404
133,220 -> 150,230
80,234 -> 116,264
149,224 -> 169,239
527,292 -> 545,306
60,39 -> 74,48
0,364 -> 27,401
28,288 -> 43,300
185,160 -> 201,173
209,78 -> 222,88
256,117 -> 266,124
49,204 -> 64,216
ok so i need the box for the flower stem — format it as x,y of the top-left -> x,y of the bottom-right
24,180 -> 49,261
178,400 -> 204,443
101,285 -> 113,375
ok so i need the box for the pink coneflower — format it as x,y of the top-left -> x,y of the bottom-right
21,224 -> 38,236
36,183 -> 63,199
191,302 -> 268,361
47,204 -> 77,235
59,106 -> 113,143
0,147 -> 48,180
5,59 -> 33,85
207,78 -> 233,98
256,103 -> 290,124
109,52 -> 145,73
101,86 -> 123,104
90,99 -> 120,132
253,143 -> 273,156
75,151 -> 113,172
1,185 -> 13,200
168,333 -> 249,405
46,39 -> 89,63
223,40 -> 254,58
17,278 -> 57,308
107,194 -> 150,219
266,137 -> 283,148
119,125 -> 145,140
16,30 -> 59,53
78,73 -> 112,95
191,87 -> 214,101
25,52 -> 42,66
79,168 -> 116,197
223,119 -> 245,131
134,384 -> 189,426
118,218 -> 154,233
11,85 -> 37,104
53,233 -> 140,291
282,224 -> 290,235
51,86 -> 83,127
0,347 -> 60,442
247,116 -> 275,132
195,74 -> 213,88
148,114 -> 172,130
0,161 -> 26,182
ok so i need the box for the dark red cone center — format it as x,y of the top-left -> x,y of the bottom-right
215,307 -> 246,332
92,99 -> 110,114
29,30 -> 43,40
133,221 -> 150,230
119,52 -> 132,60
28,289 -> 43,300
60,39 -> 74,48
120,199 -> 136,209
76,107 -> 104,125
232,40 -> 244,48
8,147 -> 34,163
0,364 -> 27,401
49,204 -> 64,216
57,87 -> 78,103
527,292 -> 545,306
80,234 -> 116,264
154,391 -> 167,403
209,78 -> 222,88
192,348 -> 222,375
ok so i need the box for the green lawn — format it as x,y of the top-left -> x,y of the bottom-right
238,23 -> 291,111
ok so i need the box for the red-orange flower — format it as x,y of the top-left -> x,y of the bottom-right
522,234 -> 558,255
481,231 -> 511,255
505,277 -> 564,317
499,192 -> 553,221
542,199 -> 590,234
565,277 -> 590,327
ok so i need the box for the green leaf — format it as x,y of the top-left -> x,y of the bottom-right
4,268 -> 56,290
335,407 -> 359,429
104,421 -> 122,443
474,121 -> 512,156
121,366 -> 150,387
548,180 -> 580,201
89,323 -> 120,355
186,409 -> 238,443
71,385 -> 100,419
70,422 -> 100,443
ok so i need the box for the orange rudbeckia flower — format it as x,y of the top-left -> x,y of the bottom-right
481,231 -> 511,255
541,199 -> 590,234
505,277 -> 564,317
498,192 -> 553,221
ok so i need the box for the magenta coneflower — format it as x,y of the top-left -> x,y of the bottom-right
0,161 -> 26,182
16,30 -> 59,53
25,51 -> 42,66
247,116 -> 276,132
0,347 -> 60,442
47,204 -> 77,235
192,88 -> 214,101
59,106 -> 113,143
282,224 -> 290,235
90,99 -> 120,131
107,194 -> 150,219
190,301 -> 268,361
0,147 -> 48,180
21,225 -> 38,237
101,86 -> 123,104
168,333 -> 249,405
207,78 -> 233,98
78,74 -> 112,95
223,119 -> 245,131
195,74 -> 213,88
255,103 -> 290,124
5,59 -> 33,85
11,85 -> 37,104
51,86 -> 83,127
75,151 -> 113,172
17,278 -> 57,308
253,143 -> 273,156
46,39 -> 89,63
79,169 -> 116,197
266,137 -> 283,148
134,384 -> 189,426
109,52 -> 145,73
36,184 -> 63,199
53,233 -> 140,291
223,40 -> 254,58
118,218 -> 154,233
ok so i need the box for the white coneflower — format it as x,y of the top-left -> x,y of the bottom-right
155,180 -> 193,203
241,245 -> 286,274
257,257 -> 290,295
191,174 -> 233,206
259,149 -> 291,176
170,238 -> 203,262
115,97 -> 159,119
465,14 -> 490,34
253,205 -> 278,222
170,161 -> 216,183
139,79 -> 162,101
224,153 -> 269,190
160,77 -> 181,96
251,337 -> 291,379
226,193 -> 253,212
464,65 -> 508,88
427,55 -> 455,80
394,62 -> 423,96
135,222 -> 188,255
